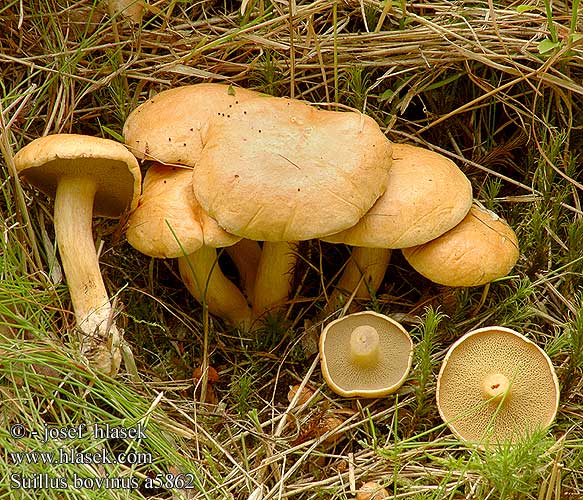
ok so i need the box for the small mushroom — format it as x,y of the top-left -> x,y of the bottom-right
126,164 -> 252,328
14,134 -> 141,375
323,143 -> 473,306
401,204 -> 519,287
436,326 -> 560,445
319,311 -> 413,397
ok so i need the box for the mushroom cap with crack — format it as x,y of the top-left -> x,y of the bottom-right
126,164 -> 240,258
401,205 -> 519,287
14,134 -> 141,217
123,83 -> 261,164
319,311 -> 413,397
193,96 -> 393,241
323,143 -> 473,248
436,326 -> 559,445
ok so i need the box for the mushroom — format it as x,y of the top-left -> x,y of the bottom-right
436,326 -> 560,445
319,311 -> 413,397
13,134 -> 141,375
126,164 -> 252,328
401,204 -> 519,287
123,83 -> 262,164
323,143 -> 473,307
192,95 -> 392,321
123,83 -> 264,324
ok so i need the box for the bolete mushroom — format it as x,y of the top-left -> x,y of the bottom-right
13,134 -> 141,375
123,83 -> 261,164
323,143 -> 473,306
319,311 -> 413,397
193,95 -> 392,320
401,204 -> 519,287
126,164 -> 252,328
436,326 -> 559,445
123,83 -> 264,324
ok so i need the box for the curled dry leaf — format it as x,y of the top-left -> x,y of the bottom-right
193,365 -> 220,384
356,481 -> 389,500
291,408 -> 354,446
287,384 -> 316,407
107,0 -> 144,23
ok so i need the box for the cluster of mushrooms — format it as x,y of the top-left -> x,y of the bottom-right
12,83 -> 558,447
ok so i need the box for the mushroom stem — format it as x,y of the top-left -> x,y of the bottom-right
178,246 -> 252,330
54,175 -> 122,375
326,247 -> 391,313
252,241 -> 297,321
481,373 -> 510,402
225,239 -> 262,301
350,325 -> 380,367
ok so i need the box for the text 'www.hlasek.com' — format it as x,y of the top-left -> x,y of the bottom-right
8,422 -> 196,491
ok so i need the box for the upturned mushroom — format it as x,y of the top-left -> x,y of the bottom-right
436,326 -> 559,445
193,95 -> 393,320
319,311 -> 413,397
13,134 -> 141,375
323,143 -> 473,306
126,164 -> 252,328
402,204 -> 519,287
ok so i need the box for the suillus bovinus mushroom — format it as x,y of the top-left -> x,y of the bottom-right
13,134 -> 141,375
319,311 -> 413,397
436,326 -> 560,445
193,95 -> 392,321
323,143 -> 473,306
402,204 -> 519,287
125,164 -> 252,328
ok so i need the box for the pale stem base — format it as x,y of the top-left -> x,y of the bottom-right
178,246 -> 252,329
252,241 -> 297,321
350,325 -> 380,367
481,373 -> 510,402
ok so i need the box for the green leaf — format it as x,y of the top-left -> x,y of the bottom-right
101,125 -> 124,142
515,4 -> 539,13
538,38 -> 561,54
379,89 -> 395,101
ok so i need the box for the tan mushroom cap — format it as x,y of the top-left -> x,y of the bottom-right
402,205 -> 519,286
126,164 -> 240,258
436,326 -> 559,445
323,143 -> 473,248
319,311 -> 413,398
193,96 -> 393,241
123,83 -> 261,164
14,134 -> 141,217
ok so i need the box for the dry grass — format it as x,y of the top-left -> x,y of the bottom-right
1,0 -> 583,499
